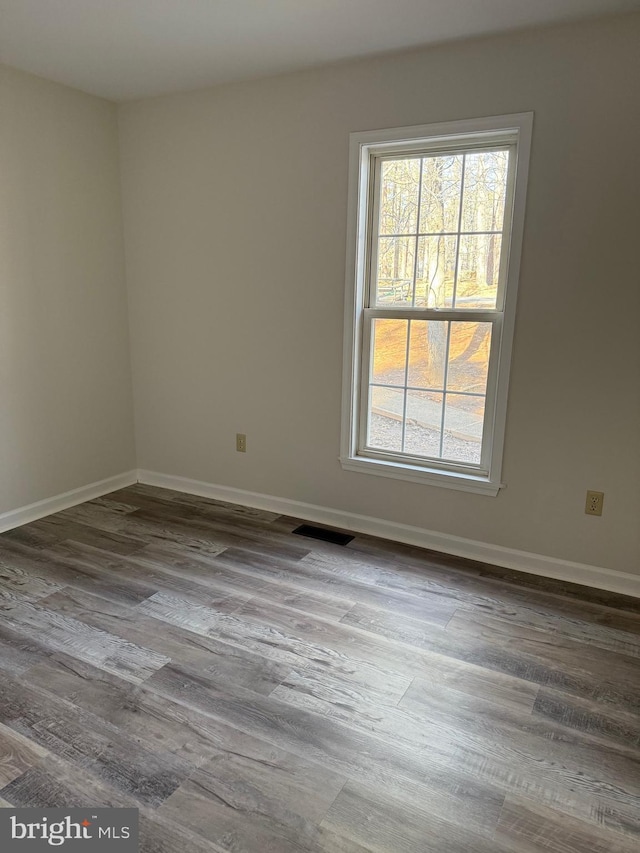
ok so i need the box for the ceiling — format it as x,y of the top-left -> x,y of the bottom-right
1,0 -> 638,102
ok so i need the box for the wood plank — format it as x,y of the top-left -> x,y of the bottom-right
322,780 -> 507,853
402,705 -> 640,840
272,666 -> 410,713
114,483 -> 281,523
55,498 -> 140,528
0,522 -> 65,550
343,603 -> 640,714
0,755 -> 228,853
138,591 -> 411,699
401,665 -> 538,713
121,543 -> 353,622
215,548 -> 457,627
35,587 -> 295,697
532,687 -> 640,750
0,721 -> 47,788
273,665 -> 533,731
0,558 -> 64,602
0,751 -> 149,809
2,600 -> 169,684
146,663 -> 506,836
447,610 -> 640,712
44,539 -> 250,609
0,621 -> 60,675
57,508 -> 230,559
0,674 -> 193,807
346,532 -> 640,616
495,797 -> 639,853
193,733 -> 346,823
304,549 -> 640,640
20,653 -> 304,774
26,516 -> 147,555
21,654 -> 206,763
123,504 -> 312,562
0,539 -> 155,606
273,663 -> 640,832
158,733 -> 354,853
212,597 -> 540,716
161,772 -> 369,853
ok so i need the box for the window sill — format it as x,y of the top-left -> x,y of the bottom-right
339,454 -> 502,496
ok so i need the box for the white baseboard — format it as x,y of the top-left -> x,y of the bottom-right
138,470 -> 640,599
0,470 -> 138,534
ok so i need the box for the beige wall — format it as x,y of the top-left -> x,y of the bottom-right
0,65 -> 136,512
124,15 -> 636,576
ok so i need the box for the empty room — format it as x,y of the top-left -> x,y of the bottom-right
1,2 -> 639,851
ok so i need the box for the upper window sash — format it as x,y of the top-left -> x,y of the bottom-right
366,141 -> 517,314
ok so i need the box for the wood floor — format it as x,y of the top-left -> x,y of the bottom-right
0,484 -> 639,853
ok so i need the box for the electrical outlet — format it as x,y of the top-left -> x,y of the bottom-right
585,490 -> 604,516
236,433 -> 247,453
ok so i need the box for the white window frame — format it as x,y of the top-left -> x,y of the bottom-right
340,113 -> 533,496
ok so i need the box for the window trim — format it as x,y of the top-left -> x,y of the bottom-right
340,113 -> 533,496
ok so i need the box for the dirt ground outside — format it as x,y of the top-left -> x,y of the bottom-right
371,319 -> 489,417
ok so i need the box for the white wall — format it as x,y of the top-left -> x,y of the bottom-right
118,14 -> 640,576
0,65 -> 136,513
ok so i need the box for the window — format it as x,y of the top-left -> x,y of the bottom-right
341,114 -> 533,495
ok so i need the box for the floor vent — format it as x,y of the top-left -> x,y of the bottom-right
292,524 -> 354,546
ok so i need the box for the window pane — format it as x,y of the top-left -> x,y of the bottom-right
368,387 -> 404,451
447,323 -> 491,393
442,393 -> 485,465
415,236 -> 457,308
461,150 -> 509,234
404,390 -> 443,457
376,236 -> 415,305
419,154 -> 463,233
371,319 -> 407,386
379,158 -> 420,235
367,320 -> 490,464
455,234 -> 502,309
407,320 -> 447,389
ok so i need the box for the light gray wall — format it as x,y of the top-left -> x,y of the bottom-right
118,14 -> 640,576
0,64 -> 136,511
